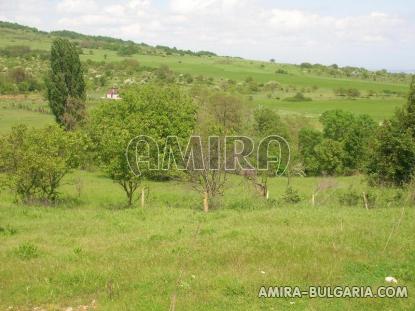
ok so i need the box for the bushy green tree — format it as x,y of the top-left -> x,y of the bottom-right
396,76 -> 415,137
298,128 -> 323,175
47,38 -> 86,130
253,107 -> 287,137
89,84 -> 196,206
343,114 -> 377,171
320,110 -> 355,141
367,77 -> 415,185
299,110 -> 377,175
367,120 -> 415,185
314,139 -> 344,175
0,125 -> 82,202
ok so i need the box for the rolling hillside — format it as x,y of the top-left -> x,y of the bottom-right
0,20 -> 411,133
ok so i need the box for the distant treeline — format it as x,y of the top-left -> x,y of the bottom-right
0,21 -> 46,34
297,62 -> 409,82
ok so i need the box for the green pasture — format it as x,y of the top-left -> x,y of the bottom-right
255,98 -> 404,121
1,172 -> 414,310
0,27 -> 409,95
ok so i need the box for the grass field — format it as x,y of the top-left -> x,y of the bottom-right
1,172 -> 414,310
82,51 -> 409,93
256,98 -> 404,121
0,108 -> 53,133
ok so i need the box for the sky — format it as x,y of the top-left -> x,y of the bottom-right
1,0 -> 414,70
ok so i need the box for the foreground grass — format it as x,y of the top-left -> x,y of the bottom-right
0,173 -> 414,310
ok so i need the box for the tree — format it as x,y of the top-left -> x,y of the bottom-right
320,110 -> 355,141
314,139 -> 344,175
251,107 -> 290,197
298,128 -> 323,176
188,93 -> 245,211
300,110 -> 376,176
47,38 -> 86,130
396,76 -> 415,137
0,125 -> 82,202
342,114 -> 376,171
367,120 -> 415,186
207,93 -> 244,135
367,77 -> 415,185
89,84 -> 196,206
263,81 -> 280,96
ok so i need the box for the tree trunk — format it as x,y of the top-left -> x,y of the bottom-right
203,191 -> 209,213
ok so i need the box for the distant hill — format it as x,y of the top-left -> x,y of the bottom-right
0,20 -> 217,58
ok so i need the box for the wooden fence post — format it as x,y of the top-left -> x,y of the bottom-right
141,187 -> 145,208
203,191 -> 209,213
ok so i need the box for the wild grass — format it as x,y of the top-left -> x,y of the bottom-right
0,172 -> 414,310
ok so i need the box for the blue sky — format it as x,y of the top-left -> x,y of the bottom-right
1,0 -> 414,70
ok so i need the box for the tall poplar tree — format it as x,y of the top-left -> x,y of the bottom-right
47,38 -> 86,130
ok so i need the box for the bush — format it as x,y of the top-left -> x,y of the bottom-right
117,45 -> 140,56
275,69 -> 288,74
0,125 -> 83,203
282,187 -> 301,204
284,92 -> 312,102
338,187 -> 360,206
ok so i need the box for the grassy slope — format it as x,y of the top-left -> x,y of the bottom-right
0,108 -> 53,133
0,26 -> 410,125
256,98 -> 403,121
0,173 -> 414,310
82,50 -> 408,93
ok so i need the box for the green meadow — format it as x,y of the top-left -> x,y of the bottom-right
1,172 -> 415,310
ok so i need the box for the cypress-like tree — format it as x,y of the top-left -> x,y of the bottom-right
47,38 -> 86,130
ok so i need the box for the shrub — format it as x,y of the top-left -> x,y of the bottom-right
284,92 -> 312,102
0,125 -> 83,202
275,69 -> 288,74
338,187 -> 360,206
282,187 -> 301,204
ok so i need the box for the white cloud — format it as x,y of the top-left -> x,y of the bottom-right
120,23 -> 142,37
104,5 -> 126,17
57,0 -> 97,14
